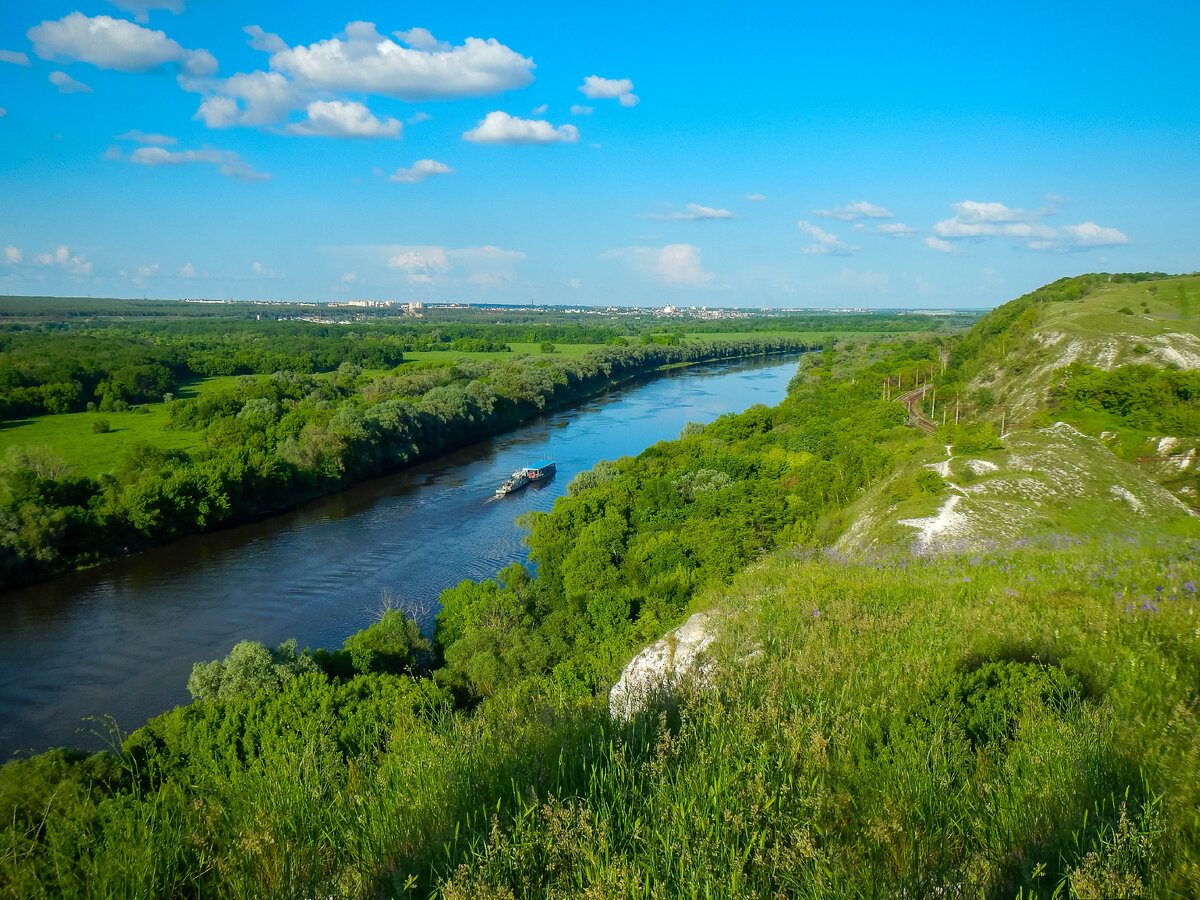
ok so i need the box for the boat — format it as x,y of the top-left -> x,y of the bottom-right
495,459 -> 556,496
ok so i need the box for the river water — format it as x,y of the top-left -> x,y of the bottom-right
0,355 -> 801,758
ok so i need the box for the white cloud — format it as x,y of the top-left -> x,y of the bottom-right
285,100 -> 401,138
387,158 -> 454,183
923,236 -> 961,254
115,128 -> 175,144
251,261 -> 283,278
602,243 -> 714,286
180,262 -> 195,276
0,108 -> 6,118
929,200 -> 1127,251
579,75 -> 638,107
797,220 -> 859,255
643,203 -> 736,222
388,246 -> 450,272
408,111 -> 431,124
340,271 -> 356,283
1061,221 -> 1128,247
567,278 -> 582,289
0,50 -> 31,67
530,103 -> 547,114
136,263 -> 160,277
129,146 -> 270,181
380,243 -> 524,286
463,110 -> 578,145
948,200 -> 1033,224
570,104 -> 592,115
191,70 -> 301,127
106,0 -> 185,24
813,200 -> 893,221
244,25 -> 286,54
271,22 -> 533,100
35,245 -> 92,275
745,193 -> 765,202
29,13 -> 217,75
49,71 -> 94,94
4,246 -> 21,264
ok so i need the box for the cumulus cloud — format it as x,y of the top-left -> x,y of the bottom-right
285,100 -> 401,138
188,23 -> 533,133
35,245 -> 92,275
244,25 -> 287,54
0,50 -> 31,66
570,104 -> 592,115
129,146 -> 270,181
376,243 -> 524,287
386,158 -> 454,183
191,70 -> 299,127
28,13 -> 217,75
49,71 -> 94,94
106,0 -> 185,24
115,128 -> 175,144
813,200 -> 893,221
643,203 -> 737,222
530,103 -> 547,114
579,75 -> 638,107
1061,221 -> 1128,247
463,110 -> 578,145
745,193 -> 766,202
923,236 -> 961,254
270,22 -> 533,100
180,262 -> 195,276
797,220 -> 859,255
930,200 -> 1127,250
601,243 -> 714,286
4,246 -> 21,263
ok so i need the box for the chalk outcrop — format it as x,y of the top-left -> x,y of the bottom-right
609,611 -> 715,720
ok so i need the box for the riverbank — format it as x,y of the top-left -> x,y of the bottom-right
0,354 -> 806,757
1,339 -> 812,594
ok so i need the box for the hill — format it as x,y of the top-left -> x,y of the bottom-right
1,275 -> 1198,899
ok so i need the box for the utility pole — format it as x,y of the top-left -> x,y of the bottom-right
955,396 -> 960,425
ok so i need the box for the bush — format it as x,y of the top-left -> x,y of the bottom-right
91,418 -> 111,433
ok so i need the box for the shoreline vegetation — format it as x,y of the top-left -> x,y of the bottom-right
0,336 -> 813,592
4,278 -> 1198,897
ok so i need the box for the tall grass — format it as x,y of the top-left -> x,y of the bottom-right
3,535 -> 1198,898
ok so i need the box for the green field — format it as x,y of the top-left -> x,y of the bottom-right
0,375 -> 244,478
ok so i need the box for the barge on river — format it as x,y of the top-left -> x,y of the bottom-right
495,459 -> 556,496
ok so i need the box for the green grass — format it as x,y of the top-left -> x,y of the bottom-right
5,534 -> 1197,898
0,375 -> 245,478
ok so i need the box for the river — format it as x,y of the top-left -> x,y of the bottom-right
0,354 -> 801,758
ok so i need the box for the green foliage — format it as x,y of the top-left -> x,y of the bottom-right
1051,361 -> 1200,433
1,338 -> 815,591
436,373 -> 911,698
944,421 -> 1005,453
186,638 -> 319,701
89,418 -> 110,434
913,468 -> 945,495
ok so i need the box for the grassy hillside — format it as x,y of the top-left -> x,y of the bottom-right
3,277 -> 1199,898
952,273 -> 1200,421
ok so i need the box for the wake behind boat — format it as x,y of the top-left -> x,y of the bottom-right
495,459 -> 556,497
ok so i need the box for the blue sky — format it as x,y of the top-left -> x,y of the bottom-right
1,0 -> 1197,308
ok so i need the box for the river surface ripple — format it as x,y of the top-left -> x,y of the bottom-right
0,355 -> 801,757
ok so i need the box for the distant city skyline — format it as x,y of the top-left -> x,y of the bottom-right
1,0 -> 1197,307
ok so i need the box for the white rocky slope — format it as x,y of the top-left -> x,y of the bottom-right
837,422 -> 1192,556
609,611 -> 714,720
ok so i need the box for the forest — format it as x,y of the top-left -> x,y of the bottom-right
0,329 -> 813,589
